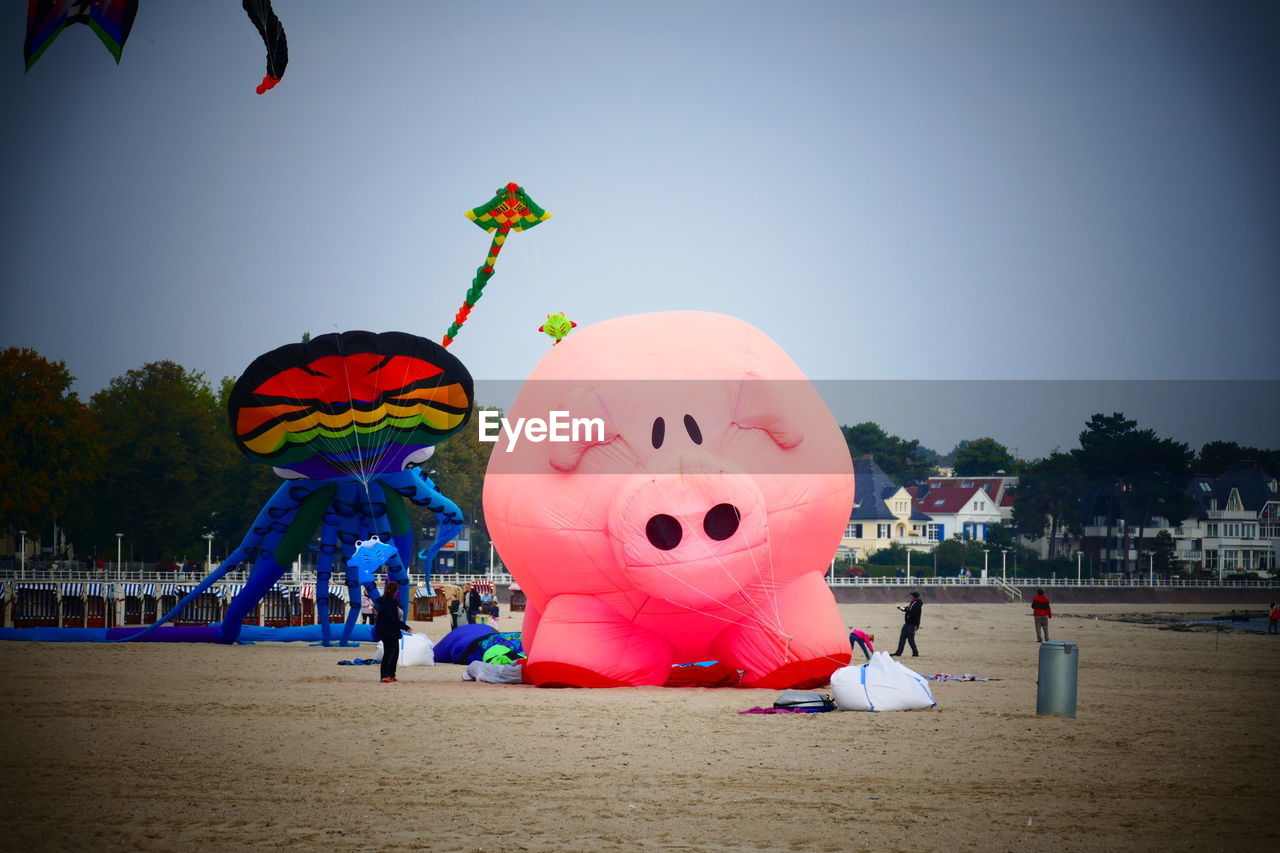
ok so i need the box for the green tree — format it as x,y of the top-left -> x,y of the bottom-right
981,522 -> 1016,550
76,362 -> 232,562
867,543 -> 911,566
204,376 -> 281,556
962,538 -> 993,571
952,437 -> 1017,476
1010,451 -> 1084,559
1196,440 -> 1280,479
0,348 -> 103,544
1153,530 -> 1177,575
934,538 -> 967,573
842,422 -> 936,484
929,537 -> 992,574
1074,413 -> 1194,575
410,405 -> 498,573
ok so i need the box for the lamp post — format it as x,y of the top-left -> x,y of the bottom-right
115,533 -> 123,580
18,530 -> 26,578
1077,550 -> 1082,585
982,548 -> 989,584
203,533 -> 214,570
1000,548 -> 1008,582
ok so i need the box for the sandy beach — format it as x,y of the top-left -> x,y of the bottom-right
1,602 -> 1278,852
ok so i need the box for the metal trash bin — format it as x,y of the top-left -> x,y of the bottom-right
1036,640 -> 1079,718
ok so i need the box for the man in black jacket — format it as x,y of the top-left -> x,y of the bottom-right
374,581 -> 412,683
464,584 -> 482,624
890,591 -> 922,657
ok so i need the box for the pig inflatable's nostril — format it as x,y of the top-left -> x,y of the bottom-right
703,503 -> 741,541
645,514 -> 683,550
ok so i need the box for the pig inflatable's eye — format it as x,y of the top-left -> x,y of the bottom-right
683,415 -> 703,445
651,417 -> 666,449
645,514 -> 682,550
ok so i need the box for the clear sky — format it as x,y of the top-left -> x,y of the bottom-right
2,1 -> 1277,458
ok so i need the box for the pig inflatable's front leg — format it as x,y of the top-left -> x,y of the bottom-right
711,573 -> 851,689
524,593 -> 676,687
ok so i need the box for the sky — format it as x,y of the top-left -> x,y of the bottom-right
2,1 -> 1277,459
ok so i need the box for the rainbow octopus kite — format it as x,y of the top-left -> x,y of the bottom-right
134,331 -> 470,646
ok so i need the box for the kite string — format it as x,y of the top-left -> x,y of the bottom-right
272,346 -> 363,484
638,471 -> 849,671
647,463 -> 789,630
637,476 -> 790,641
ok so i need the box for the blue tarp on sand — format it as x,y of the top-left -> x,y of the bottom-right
0,624 -> 377,644
432,623 -> 498,663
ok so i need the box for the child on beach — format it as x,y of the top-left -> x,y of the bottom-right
849,629 -> 875,660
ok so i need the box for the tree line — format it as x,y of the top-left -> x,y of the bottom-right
3,347 -> 1276,567
844,412 -> 1278,574
0,348 -> 494,567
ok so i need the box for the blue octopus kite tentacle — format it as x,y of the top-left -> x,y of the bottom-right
374,478 -> 415,615
114,547 -> 248,642
314,501 -> 343,645
337,480 -> 407,645
118,480 -> 329,642
317,482 -> 376,646
331,480 -> 369,646
386,468 -> 465,524
216,480 -> 337,644
355,482 -> 413,628
390,468 -> 465,598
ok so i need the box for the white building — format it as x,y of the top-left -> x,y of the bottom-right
911,484 -> 1004,543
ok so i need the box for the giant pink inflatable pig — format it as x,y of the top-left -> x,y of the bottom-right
483,312 -> 854,688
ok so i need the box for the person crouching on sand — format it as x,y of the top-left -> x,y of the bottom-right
374,581 -> 412,683
849,629 -> 875,660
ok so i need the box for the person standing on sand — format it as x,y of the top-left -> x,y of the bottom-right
374,581 -> 412,683
1268,602 -> 1279,635
890,592 -> 922,657
1032,588 -> 1053,642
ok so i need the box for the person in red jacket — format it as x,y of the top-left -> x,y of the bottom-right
1268,602 -> 1278,635
1032,589 -> 1052,642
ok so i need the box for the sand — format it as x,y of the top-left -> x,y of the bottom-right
1,602 -> 1278,852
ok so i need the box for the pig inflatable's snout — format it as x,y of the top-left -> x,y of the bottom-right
609,453 -> 770,608
644,502 -> 741,551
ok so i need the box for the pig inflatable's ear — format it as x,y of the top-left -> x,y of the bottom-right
731,372 -> 804,448
548,387 -> 619,472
